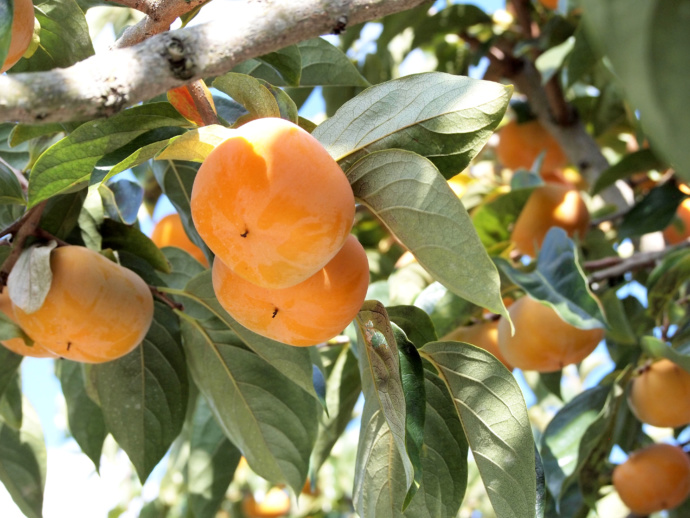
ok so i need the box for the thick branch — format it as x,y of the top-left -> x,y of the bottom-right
0,0 -> 431,124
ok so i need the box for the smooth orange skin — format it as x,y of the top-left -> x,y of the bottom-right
1,0 -> 34,73
191,117 -> 355,289
539,0 -> 559,9
151,213 -> 208,266
663,199 -> 690,245
242,488 -> 291,518
628,359 -> 690,428
167,83 -> 216,126
213,235 -> 369,347
442,320 -> 513,370
497,296 -> 604,372
511,183 -> 590,257
613,443 -> 690,515
13,246 -> 154,363
0,290 -> 56,358
496,120 -> 567,174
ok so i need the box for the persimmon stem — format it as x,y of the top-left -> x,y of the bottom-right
0,201 -> 47,288
186,80 -> 220,126
149,285 -> 184,311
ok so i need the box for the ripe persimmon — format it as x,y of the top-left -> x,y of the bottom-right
0,290 -> 56,358
497,296 -> 603,372
242,487 -> 291,518
13,246 -> 154,363
628,359 -> 690,428
443,320 -> 513,370
151,213 -> 208,266
191,117 -> 355,289
663,198 -> 690,245
511,183 -> 590,257
539,0 -> 558,9
613,443 -> 690,515
0,0 -> 34,73
495,119 -> 567,174
213,235 -> 369,347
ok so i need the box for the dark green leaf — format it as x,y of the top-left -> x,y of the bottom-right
591,149 -> 666,195
497,228 -> 607,330
28,104 -> 187,207
421,341 -> 536,518
40,188 -> 86,240
599,289 -> 637,346
0,373 -> 22,429
157,247 -> 206,291
94,303 -> 188,482
10,0 -> 94,72
232,46 -> 302,87
256,79 -> 299,123
647,249 -> 690,321
0,347 -> 22,402
212,73 -> 280,120
565,27 -> 599,87
0,160 -> 26,205
100,219 -> 171,273
313,72 -> 511,178
412,4 -> 491,49
0,124 -> 30,170
99,180 -> 143,225
0,399 -> 46,518
180,314 -> 318,493
188,395 -> 242,518
297,38 -> 369,87
9,123 -> 66,148
619,182 -> 687,239
387,305 -> 438,349
56,360 -> 107,470
347,150 -> 507,319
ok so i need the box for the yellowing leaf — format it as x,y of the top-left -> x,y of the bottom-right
167,81 -> 217,126
156,125 -> 237,163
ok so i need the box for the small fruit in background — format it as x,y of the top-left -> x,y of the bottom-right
0,0 -> 34,73
627,358 -> 690,428
443,320 -> 513,370
13,246 -> 154,363
663,198 -> 690,245
511,183 -> 590,257
613,443 -> 690,515
495,119 -> 567,175
151,213 -> 208,266
497,296 -> 603,372
191,117 -> 355,289
242,487 -> 291,518
213,235 -> 369,347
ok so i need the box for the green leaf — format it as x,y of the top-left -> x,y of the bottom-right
0,347 -> 22,402
0,0 -> 12,69
179,314 -> 318,493
155,125 -> 235,163
94,303 -> 189,482
647,249 -> 690,322
232,45 -> 302,87
347,150 -> 507,318
387,305 -> 438,349
40,188 -> 86,240
188,395 -> 242,518
99,179 -> 142,225
599,289 -> 637,346
0,161 -> 26,205
355,301 -> 419,503
641,336 -> 690,373
9,123 -> 66,148
297,38 -> 369,87
181,271 -> 318,400
0,124 -> 30,170
536,37 -> 575,84
497,228 -> 607,330
10,0 -> 94,73
313,72 -> 512,178
353,364 -> 469,518
100,219 -> 171,273
212,73 -> 281,120
7,241 -> 57,314
591,149 -> 666,195
158,247 -> 207,291
412,4 -> 491,49
565,27 -> 599,87
0,373 -> 22,429
472,187 -> 534,251
420,341 -> 537,518
56,360 -> 107,470
257,79 -> 299,123
414,282 -> 478,338
28,104 -> 187,207
618,182 -> 687,239
0,398 -> 46,518
309,344 -> 361,477
582,0 -> 690,183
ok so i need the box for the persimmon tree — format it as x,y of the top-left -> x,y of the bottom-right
1,1 -> 690,518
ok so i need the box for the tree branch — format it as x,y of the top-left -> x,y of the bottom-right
0,0 -> 432,124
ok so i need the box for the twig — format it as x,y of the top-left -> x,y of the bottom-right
149,285 -> 184,311
33,228 -> 70,247
0,201 -> 47,286
186,80 -> 219,126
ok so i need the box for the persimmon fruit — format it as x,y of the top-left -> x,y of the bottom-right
0,0 -> 34,73
613,443 -> 690,515
191,117 -> 355,289
662,198 -> 690,245
12,246 -> 154,363
242,487 -> 291,518
495,119 -> 567,174
497,296 -> 603,372
627,358 -> 690,428
0,290 -> 55,358
539,0 -> 559,9
151,213 -> 208,266
511,182 -> 590,257
213,235 -> 369,347
443,320 -> 513,370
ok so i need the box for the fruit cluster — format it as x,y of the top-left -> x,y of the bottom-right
190,118 -> 368,347
1,246 -> 154,363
